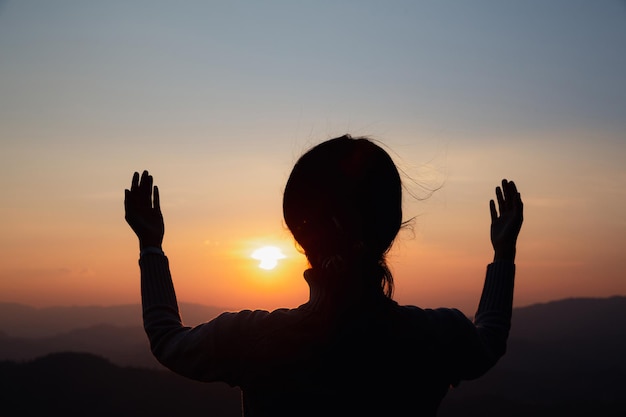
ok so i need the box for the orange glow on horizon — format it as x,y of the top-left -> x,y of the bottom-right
0,135 -> 625,312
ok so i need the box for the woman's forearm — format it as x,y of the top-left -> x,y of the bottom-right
474,261 -> 516,361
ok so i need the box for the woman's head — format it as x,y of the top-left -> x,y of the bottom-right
283,135 -> 402,297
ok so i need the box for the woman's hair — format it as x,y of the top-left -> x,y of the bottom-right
283,135 -> 403,298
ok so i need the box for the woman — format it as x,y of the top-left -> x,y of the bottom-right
124,135 -> 523,416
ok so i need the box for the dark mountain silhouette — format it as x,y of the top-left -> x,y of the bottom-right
0,302 -> 231,369
1,296 -> 625,416
0,324 -> 159,368
0,352 -> 241,417
0,302 -> 227,338
438,296 -> 626,416
496,296 -> 626,373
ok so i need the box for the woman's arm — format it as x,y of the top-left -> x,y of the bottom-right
139,253 -> 251,384
468,179 -> 524,376
437,180 -> 523,382
124,171 -> 255,384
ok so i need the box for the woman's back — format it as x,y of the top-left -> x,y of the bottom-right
139,265 -> 508,417
220,288 -> 449,416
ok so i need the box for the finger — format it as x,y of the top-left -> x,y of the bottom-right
503,179 -> 516,204
131,172 -> 139,191
507,180 -> 518,195
146,173 -> 153,192
515,188 -> 523,217
505,180 -> 523,209
153,186 -> 161,212
140,171 -> 153,200
490,199 -> 497,221
140,170 -> 150,188
124,189 -> 135,221
501,179 -> 510,204
496,186 -> 504,211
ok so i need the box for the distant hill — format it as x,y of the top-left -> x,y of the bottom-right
0,302 -> 233,368
502,295 -> 626,372
438,296 -> 626,417
0,324 -> 159,368
0,352 -> 241,417
0,302 -> 227,338
1,297 -> 625,416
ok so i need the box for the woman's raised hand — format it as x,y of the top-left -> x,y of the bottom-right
124,170 -> 165,250
490,179 -> 523,262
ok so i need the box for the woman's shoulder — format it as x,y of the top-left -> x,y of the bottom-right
389,304 -> 474,335
209,304 -> 315,335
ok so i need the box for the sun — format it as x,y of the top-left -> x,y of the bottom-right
251,246 -> 287,270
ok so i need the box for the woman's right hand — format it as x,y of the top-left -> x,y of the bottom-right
124,170 -> 165,250
489,179 -> 523,262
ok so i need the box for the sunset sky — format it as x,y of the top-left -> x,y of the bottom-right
1,1 -> 625,316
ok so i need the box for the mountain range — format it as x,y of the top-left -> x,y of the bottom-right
1,296 -> 624,416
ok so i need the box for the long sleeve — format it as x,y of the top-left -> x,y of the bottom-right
139,253 -> 184,365
473,260 -> 516,364
139,253 -> 256,385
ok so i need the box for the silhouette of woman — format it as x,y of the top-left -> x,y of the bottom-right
125,135 -> 523,416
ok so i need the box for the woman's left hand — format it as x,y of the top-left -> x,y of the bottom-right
124,170 -> 165,249
490,179 -> 523,262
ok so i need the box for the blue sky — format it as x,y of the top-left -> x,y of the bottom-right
2,1 -> 624,143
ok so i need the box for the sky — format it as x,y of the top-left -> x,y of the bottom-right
1,1 -> 625,316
